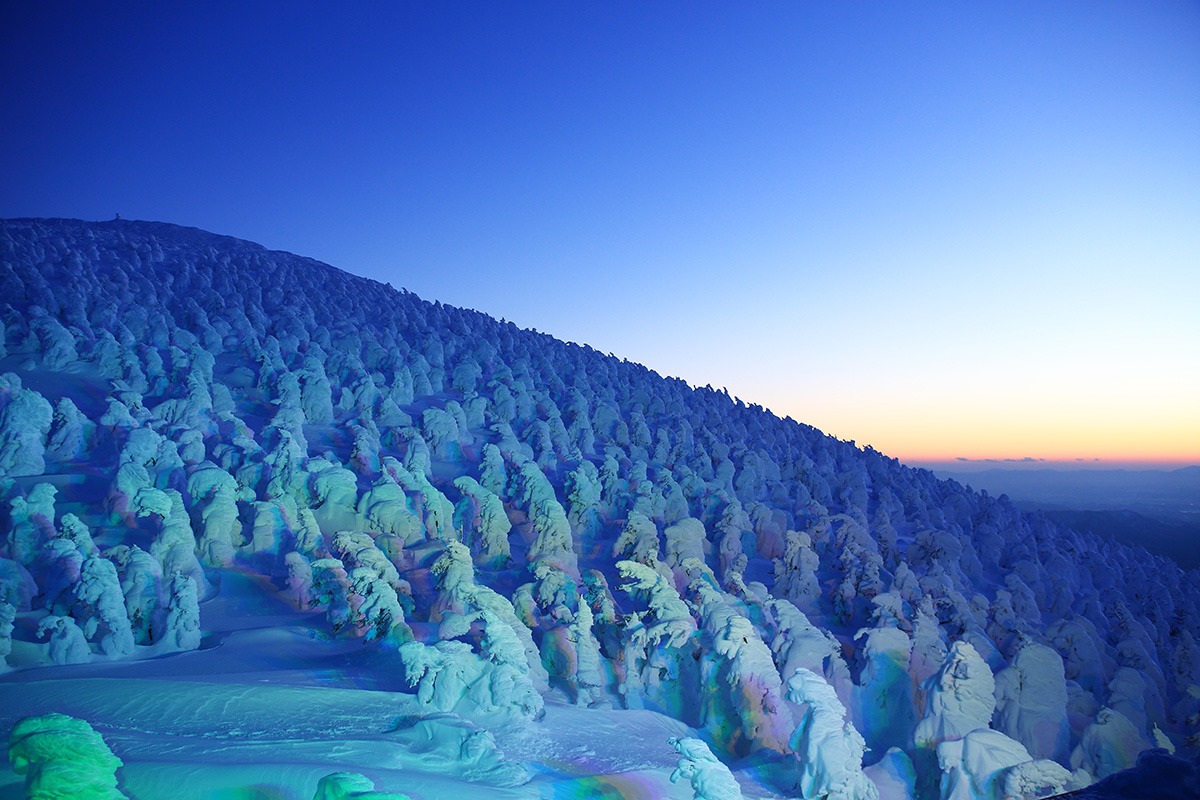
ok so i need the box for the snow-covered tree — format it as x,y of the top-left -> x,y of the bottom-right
6,713 -> 128,800
669,737 -> 744,800
785,667 -> 877,800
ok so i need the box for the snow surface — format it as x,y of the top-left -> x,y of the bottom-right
0,218 -> 1196,799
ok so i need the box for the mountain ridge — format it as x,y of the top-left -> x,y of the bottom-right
0,217 -> 1196,799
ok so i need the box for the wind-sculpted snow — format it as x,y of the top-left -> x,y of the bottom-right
0,218 -> 1196,797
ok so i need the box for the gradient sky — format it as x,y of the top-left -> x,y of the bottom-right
3,2 -> 1198,467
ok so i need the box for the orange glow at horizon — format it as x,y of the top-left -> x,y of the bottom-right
775,393 -> 1200,469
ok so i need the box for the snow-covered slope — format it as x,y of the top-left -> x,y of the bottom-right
0,218 -> 1196,799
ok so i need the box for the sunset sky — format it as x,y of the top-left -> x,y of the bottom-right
3,2 -> 1197,467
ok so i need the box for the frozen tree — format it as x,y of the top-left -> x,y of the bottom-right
57,513 -> 97,556
1069,707 -> 1150,780
382,457 -> 455,542
664,517 -> 707,568
785,667 -> 878,800
999,757 -> 1074,800
430,541 -> 548,700
617,559 -> 695,650
161,572 -> 201,651
10,482 -> 58,566
44,397 -> 92,463
453,476 -> 512,567
35,539 -> 83,614
0,557 -> 37,611
669,737 -> 744,800
187,462 -> 244,566
347,566 -> 412,643
913,641 -> 996,751
7,713 -> 128,800
285,551 -> 314,609
36,615 -> 91,665
612,510 -> 661,565
108,545 -> 163,645
565,461 -> 604,545
74,555 -> 135,657
358,473 -> 423,546
478,443 -> 508,498
564,601 -> 606,706
993,640 -> 1070,763
690,568 -> 794,754
398,639 -> 486,713
767,599 -> 853,709
0,374 -> 53,477
137,487 -> 207,596
937,728 -> 1068,800
0,598 -> 15,667
310,557 -> 355,634
854,625 -> 916,757
773,530 -> 821,609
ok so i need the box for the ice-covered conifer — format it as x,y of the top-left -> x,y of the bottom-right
37,614 -> 91,665
55,513 -> 96,556
0,557 -> 36,612
478,443 -> 508,498
669,737 -> 744,800
617,559 -> 694,650
285,551 -> 314,609
29,314 -> 79,370
999,757 -> 1073,800
909,598 -> 949,709
854,625 -> 916,757
936,728 -> 1061,800
518,461 -> 576,572
0,598 -> 13,666
36,538 -> 82,614
264,427 -> 306,500
765,598 -> 851,703
108,545 -> 163,644
74,555 -> 135,657
309,457 -> 361,531
773,530 -> 820,610
330,532 -> 407,600
993,640 -> 1070,763
162,572 -> 200,651
0,375 -> 53,477
348,421 -> 381,475
45,397 -> 92,463
612,511 -> 661,566
664,517 -> 707,567
9,482 -> 57,566
399,639 -> 486,713
300,354 -> 335,425
688,566 -> 794,754
785,667 -> 878,800
138,488 -> 206,595
187,462 -> 244,566
423,406 -> 465,460
310,557 -> 354,634
347,566 -> 411,643
913,641 -> 996,750
565,601 -> 605,706
452,476 -> 511,567
358,473 -> 423,545
7,713 -> 128,800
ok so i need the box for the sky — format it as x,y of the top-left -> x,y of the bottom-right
2,2 -> 1198,468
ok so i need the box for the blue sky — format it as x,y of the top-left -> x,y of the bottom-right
3,2 -> 1198,465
